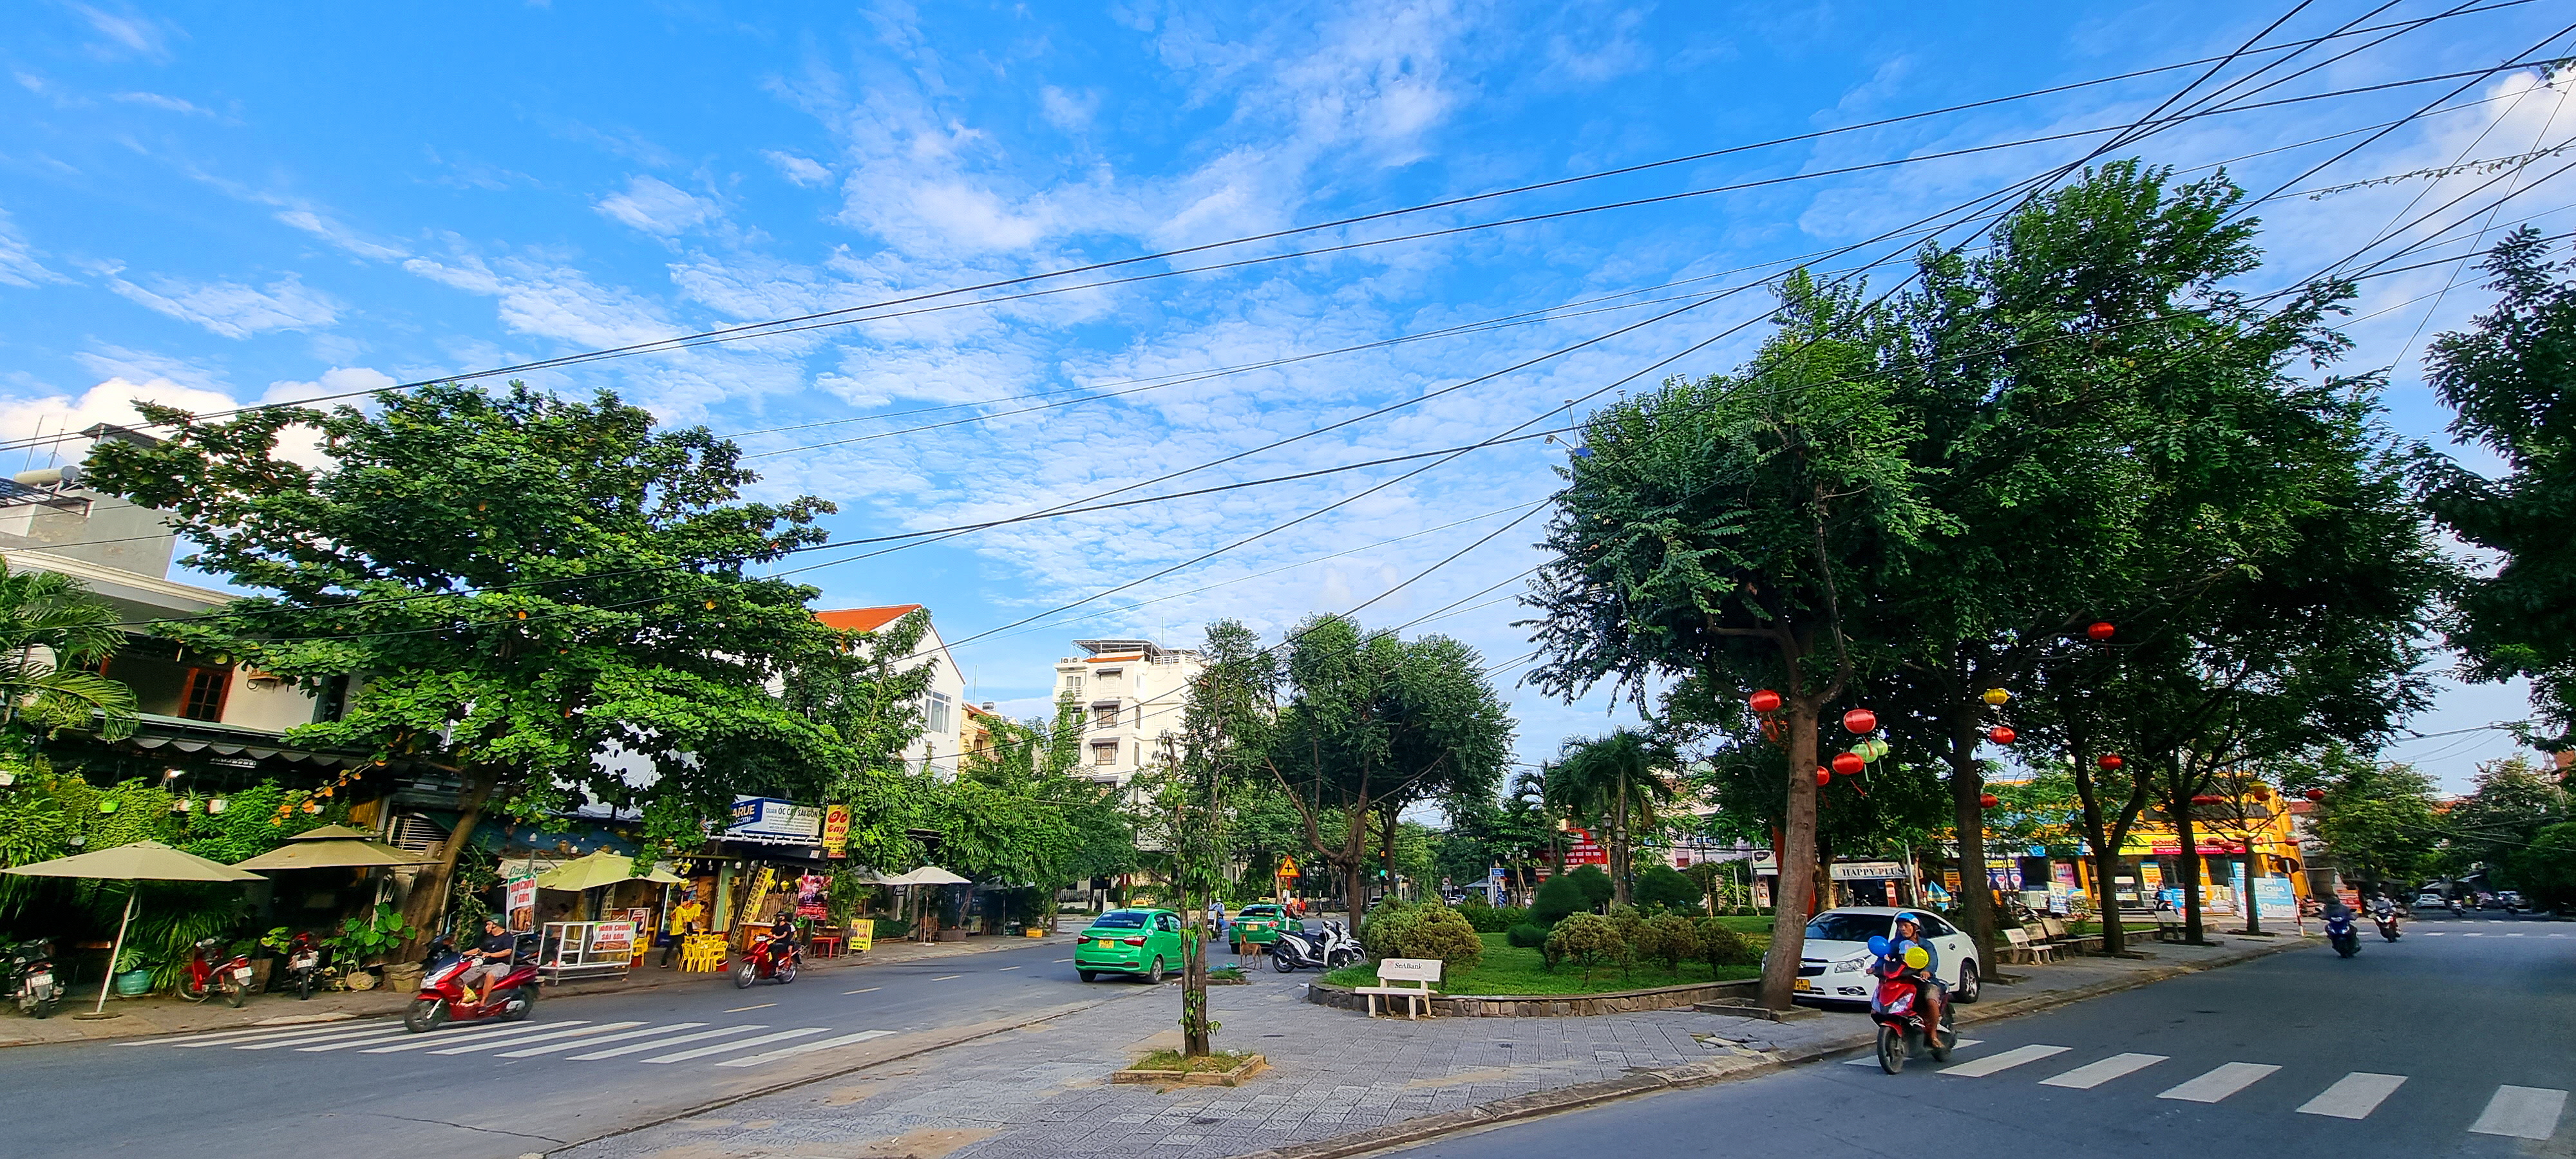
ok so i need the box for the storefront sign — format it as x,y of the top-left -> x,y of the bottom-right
726,796 -> 824,845
2251,876 -> 2296,916
849,918 -> 874,954
1830,861 -> 1907,881
591,920 -> 635,958
1562,827 -> 1607,865
505,875 -> 538,932
821,805 -> 851,858
795,872 -> 827,919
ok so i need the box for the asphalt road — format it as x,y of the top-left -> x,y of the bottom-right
1391,909 -> 2575,1159
0,932 -> 1151,1156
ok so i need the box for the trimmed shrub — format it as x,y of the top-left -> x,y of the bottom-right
1566,865 -> 1616,909
1640,912 -> 1702,975
1358,899 -> 1419,961
1460,900 -> 1526,932
1392,904 -> 1484,975
1531,875 -> 1589,925
1544,912 -> 1622,980
1633,865 -> 1705,914
1602,905 -> 1646,979
1506,922 -> 1549,949
1696,916 -> 1755,968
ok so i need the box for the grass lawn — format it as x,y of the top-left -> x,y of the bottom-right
1323,932 -> 1761,996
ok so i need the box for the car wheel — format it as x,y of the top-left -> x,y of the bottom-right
1147,956 -> 1166,984
1953,961 -> 1980,1004
1078,970 -> 1097,983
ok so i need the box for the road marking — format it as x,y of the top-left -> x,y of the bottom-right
569,1024 -> 766,1060
844,986 -> 881,995
931,974 -> 962,981
499,1022 -> 706,1058
1847,1039 -> 1980,1064
1940,1044 -> 2068,1077
713,1028 -> 897,1068
2297,1072 -> 2407,1119
2506,932 -> 2526,938
1053,958 -> 1073,963
2157,1062 -> 2280,1103
300,1019 -> 578,1053
2462,932 -> 2483,937
724,1003 -> 776,1012
218,1025 -> 403,1051
2423,932 -> 2445,937
998,966 -> 1020,971
429,1020 -> 644,1055
149,1022 -> 378,1048
2040,1053 -> 2168,1089
643,1026 -> 828,1064
355,1021 -> 596,1054
2468,1086 -> 2568,1140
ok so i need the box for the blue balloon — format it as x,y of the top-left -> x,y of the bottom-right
1867,935 -> 1891,957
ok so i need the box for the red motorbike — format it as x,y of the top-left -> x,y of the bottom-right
178,936 -> 254,1008
732,927 -> 800,988
404,938 -> 538,1033
1870,965 -> 1954,1074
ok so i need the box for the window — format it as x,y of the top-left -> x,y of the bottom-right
1919,914 -> 1958,938
1155,913 -> 1181,932
1803,913 -> 1892,944
1091,703 -> 1119,729
1091,911 -> 1148,929
180,667 -> 229,722
1063,674 -> 1082,699
924,690 -> 952,735
1092,741 -> 1119,766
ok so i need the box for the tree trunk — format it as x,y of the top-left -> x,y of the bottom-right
2090,844 -> 2126,955
1180,907 -> 1211,1056
1379,807 -> 1401,903
1757,699 -> 1823,1010
1610,787 -> 1632,907
2174,778 -> 2207,945
1946,699 -> 1999,974
2242,848 -> 2263,935
398,767 -> 497,954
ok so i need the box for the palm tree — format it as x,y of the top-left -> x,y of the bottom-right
0,561 -> 138,744
1549,730 -> 1677,905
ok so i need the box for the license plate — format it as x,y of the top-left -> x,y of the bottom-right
1095,939 -> 1114,948
1793,978 -> 1812,992
292,955 -> 317,968
26,972 -> 50,988
232,966 -> 254,983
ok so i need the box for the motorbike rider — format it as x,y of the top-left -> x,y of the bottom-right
1878,912 -> 1946,1030
458,916 -> 515,1006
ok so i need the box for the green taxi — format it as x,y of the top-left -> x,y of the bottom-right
1228,903 -> 1294,953
1074,908 -> 1184,982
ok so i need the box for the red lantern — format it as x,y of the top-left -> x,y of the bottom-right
1987,726 -> 2016,745
2189,794 -> 2219,806
1814,768 -> 1831,787
1978,793 -> 2000,809
2097,753 -> 2124,771
2304,787 -> 2325,802
1842,708 -> 1878,734
1832,751 -> 1866,776
2087,621 -> 2116,641
1748,689 -> 1783,715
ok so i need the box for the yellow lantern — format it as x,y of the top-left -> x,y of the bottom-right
1982,688 -> 2011,706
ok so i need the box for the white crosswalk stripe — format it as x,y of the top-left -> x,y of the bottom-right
2468,1086 -> 2568,1140
1940,1044 -> 2069,1077
714,1028 -> 896,1068
644,1026 -> 828,1064
428,1020 -> 646,1055
141,1021 -> 383,1048
498,1022 -> 706,1058
359,1021 -> 597,1054
221,1025 -> 399,1051
2296,1072 -> 2406,1118
1846,1039 -> 1980,1064
2038,1053 -> 2166,1089
568,1024 -> 768,1060
2157,1062 -> 2280,1103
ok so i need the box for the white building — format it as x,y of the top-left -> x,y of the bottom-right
1046,637 -> 1205,787
815,603 -> 969,777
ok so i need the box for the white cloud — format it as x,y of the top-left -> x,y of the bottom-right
594,175 -> 719,234
0,207 -> 69,288
1038,85 -> 1101,132
762,151 -> 832,186
102,270 -> 345,339
110,91 -> 213,116
274,209 -> 409,261
68,4 -> 180,62
0,375 -> 235,446
401,250 -> 674,348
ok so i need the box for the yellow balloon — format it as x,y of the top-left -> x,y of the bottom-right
1982,688 -> 2012,706
1903,946 -> 1929,969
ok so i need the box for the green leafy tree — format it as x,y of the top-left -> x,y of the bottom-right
86,383 -> 855,945
1631,863 -> 1703,913
2512,821 -> 2576,910
2445,755 -> 2570,888
0,561 -> 139,751
2291,748 -> 2447,896
1547,729 -> 1678,905
1544,911 -> 1622,981
1530,873 -> 1587,925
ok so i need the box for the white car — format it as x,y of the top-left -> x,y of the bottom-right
1791,907 -> 1982,1005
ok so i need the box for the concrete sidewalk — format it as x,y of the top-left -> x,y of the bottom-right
0,929 -> 1077,1049
551,932 -> 2316,1159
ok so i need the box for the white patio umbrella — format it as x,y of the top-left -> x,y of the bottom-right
4,840 -> 263,1018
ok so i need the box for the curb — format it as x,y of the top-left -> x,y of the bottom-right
1230,935 -> 2316,1159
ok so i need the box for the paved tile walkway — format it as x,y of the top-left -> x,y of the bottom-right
558,934 -> 2302,1159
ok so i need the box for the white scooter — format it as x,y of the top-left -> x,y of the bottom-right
1268,919 -> 1362,972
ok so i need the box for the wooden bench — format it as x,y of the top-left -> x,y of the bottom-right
2002,927 -> 2059,965
1352,957 -> 1443,1020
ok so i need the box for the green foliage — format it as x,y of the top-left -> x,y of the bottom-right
1696,916 -> 1757,968
2297,749 -> 2446,891
124,886 -> 248,991
1356,898 -> 1419,961
1564,865 -> 1615,909
1457,899 -> 1526,932
869,916 -> 911,939
328,903 -> 419,964
1632,865 -> 1703,914
2447,755 -> 2570,886
1543,912 -> 1622,981
1371,904 -> 1485,975
1530,874 -> 1589,925
1638,912 -> 1703,975
2511,822 -> 2576,911
1506,922 -> 1549,948
1602,904 -> 1645,978
0,560 -> 138,748
1546,730 -> 1677,903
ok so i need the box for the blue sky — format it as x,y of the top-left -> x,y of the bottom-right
3,1 -> 2570,789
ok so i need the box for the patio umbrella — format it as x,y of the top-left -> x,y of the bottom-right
891,865 -> 970,886
231,824 -> 433,871
3,840 -> 263,1018
532,850 -> 684,891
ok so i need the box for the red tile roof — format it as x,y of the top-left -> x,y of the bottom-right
815,604 -> 925,634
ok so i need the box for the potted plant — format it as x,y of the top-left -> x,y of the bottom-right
327,903 -> 419,990
112,947 -> 158,997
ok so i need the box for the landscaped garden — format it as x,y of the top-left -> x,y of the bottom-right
1319,876 -> 1777,997
1322,930 -> 1761,995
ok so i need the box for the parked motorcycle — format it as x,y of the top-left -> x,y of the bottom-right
1267,920 -> 1361,973
276,930 -> 327,1000
2,938 -> 64,1019
733,925 -> 800,988
1867,939 -> 1953,1074
2325,910 -> 2360,958
404,936 -> 538,1033
179,936 -> 255,1007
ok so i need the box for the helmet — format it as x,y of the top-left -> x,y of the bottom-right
1893,911 -> 1925,928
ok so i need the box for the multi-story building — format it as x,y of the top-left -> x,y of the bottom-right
1045,637 -> 1205,787
813,603 -> 969,778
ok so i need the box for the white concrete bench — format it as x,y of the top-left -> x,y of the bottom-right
1351,957 -> 1443,1019
2002,927 -> 2058,965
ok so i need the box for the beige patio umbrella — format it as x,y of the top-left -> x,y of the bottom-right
532,849 -> 683,892
889,865 -> 970,886
231,824 -> 433,871
4,840 -> 263,1018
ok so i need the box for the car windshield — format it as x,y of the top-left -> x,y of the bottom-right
1090,912 -> 1150,929
1804,913 -> 1892,944
1240,906 -> 1282,917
